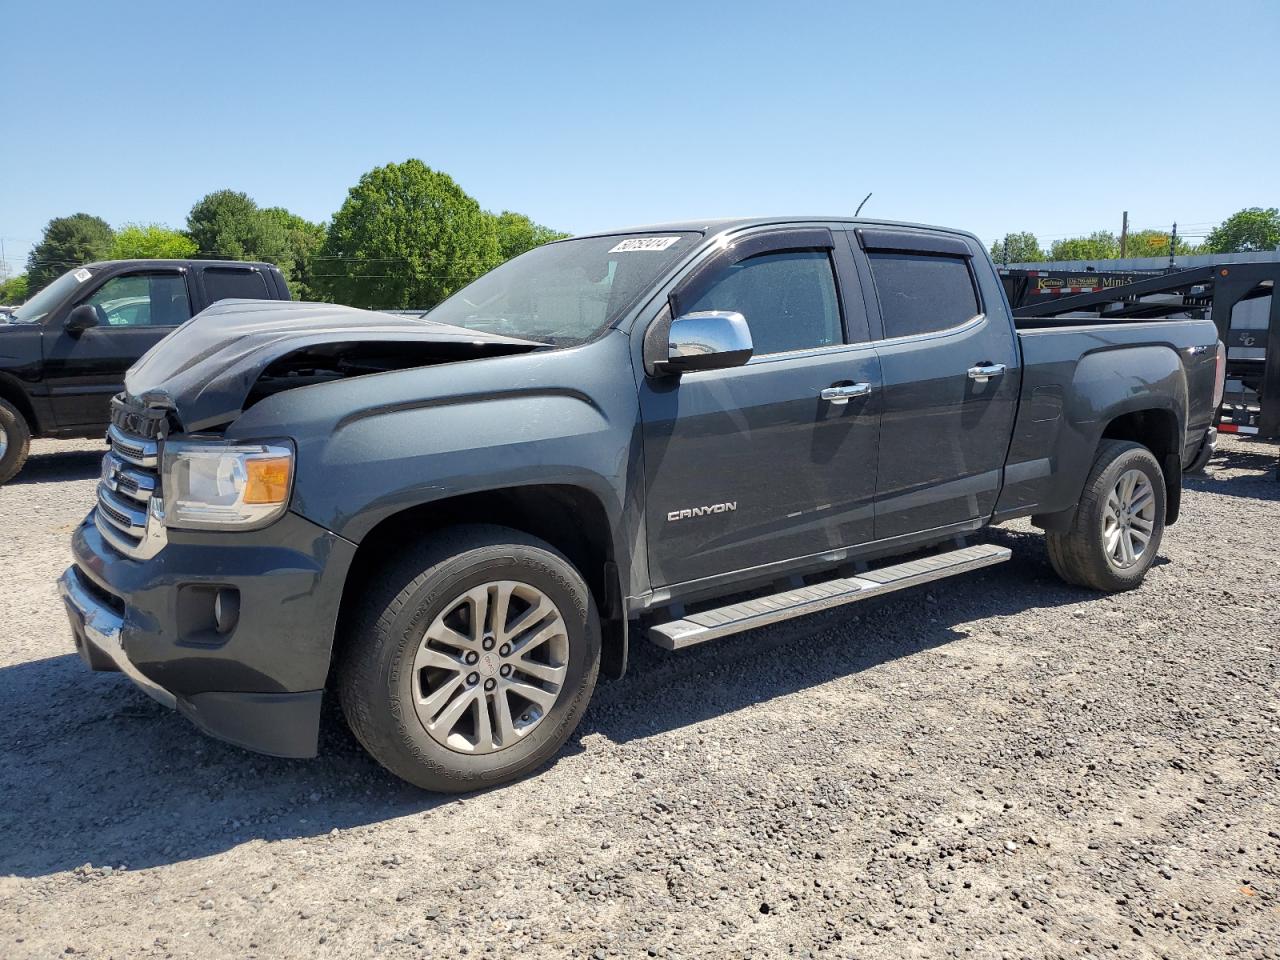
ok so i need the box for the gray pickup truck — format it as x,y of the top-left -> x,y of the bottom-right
58,217 -> 1224,792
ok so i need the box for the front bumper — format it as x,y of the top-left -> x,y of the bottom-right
61,509 -> 358,758
59,565 -> 176,708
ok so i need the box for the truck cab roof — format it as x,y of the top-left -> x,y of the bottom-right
571,215 -> 982,242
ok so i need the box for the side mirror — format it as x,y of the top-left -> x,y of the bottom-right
64,304 -> 99,336
656,311 -> 753,375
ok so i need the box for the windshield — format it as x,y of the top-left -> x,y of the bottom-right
425,233 -> 697,345
12,267 -> 97,323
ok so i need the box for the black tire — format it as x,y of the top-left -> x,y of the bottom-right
1045,440 -> 1167,592
338,524 -> 601,792
0,399 -> 32,485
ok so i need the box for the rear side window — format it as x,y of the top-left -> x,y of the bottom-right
682,250 -> 843,355
203,268 -> 269,304
868,252 -> 980,339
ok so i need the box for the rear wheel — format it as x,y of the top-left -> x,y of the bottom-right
1046,440 -> 1166,592
0,399 -> 32,485
338,525 -> 600,792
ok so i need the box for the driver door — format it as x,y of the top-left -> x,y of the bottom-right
43,269 -> 193,429
639,229 -> 883,588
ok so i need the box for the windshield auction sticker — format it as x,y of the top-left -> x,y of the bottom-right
609,237 -> 681,253
73,268 -> 92,282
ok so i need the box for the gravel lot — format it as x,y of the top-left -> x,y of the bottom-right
1,435 -> 1277,959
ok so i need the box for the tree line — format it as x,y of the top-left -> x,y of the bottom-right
1,159 -> 567,308
990,207 -> 1280,264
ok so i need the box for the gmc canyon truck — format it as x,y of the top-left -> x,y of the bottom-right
57,217 -> 1224,792
0,259 -> 290,483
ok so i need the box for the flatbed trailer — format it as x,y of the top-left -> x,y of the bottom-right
999,266 -> 1167,309
1011,261 -> 1280,477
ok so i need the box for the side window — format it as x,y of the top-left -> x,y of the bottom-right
203,268 -> 270,304
867,252 -> 980,339
83,273 -> 192,327
682,250 -> 843,356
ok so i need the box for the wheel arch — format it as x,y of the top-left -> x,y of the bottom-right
0,372 -> 41,436
1034,405 -> 1184,532
332,483 -> 630,681
1099,407 -> 1183,524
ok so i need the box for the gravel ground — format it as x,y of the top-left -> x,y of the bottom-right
1,435 -> 1277,960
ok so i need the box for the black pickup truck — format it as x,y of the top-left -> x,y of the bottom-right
57,217 -> 1224,792
0,259 -> 290,483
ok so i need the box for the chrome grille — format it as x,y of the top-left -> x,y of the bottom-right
97,424 -> 166,559
108,424 -> 158,468
98,489 -> 145,534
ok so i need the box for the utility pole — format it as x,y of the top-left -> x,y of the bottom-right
1168,222 -> 1178,270
1120,211 -> 1129,259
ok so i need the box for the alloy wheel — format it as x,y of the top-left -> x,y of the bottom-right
1102,468 -> 1157,569
412,580 -> 569,754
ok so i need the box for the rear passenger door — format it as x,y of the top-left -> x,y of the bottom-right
854,229 -> 1020,540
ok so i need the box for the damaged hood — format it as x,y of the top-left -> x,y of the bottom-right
124,299 -> 544,431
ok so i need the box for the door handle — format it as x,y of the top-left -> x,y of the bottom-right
967,363 -> 1007,384
820,382 -> 872,405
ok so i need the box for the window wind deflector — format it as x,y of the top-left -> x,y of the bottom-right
856,228 -> 972,258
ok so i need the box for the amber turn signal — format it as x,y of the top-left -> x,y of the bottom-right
244,456 -> 293,504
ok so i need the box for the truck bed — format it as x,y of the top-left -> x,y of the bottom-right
994,317 -> 1220,523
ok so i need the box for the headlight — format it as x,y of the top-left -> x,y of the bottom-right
161,439 -> 294,530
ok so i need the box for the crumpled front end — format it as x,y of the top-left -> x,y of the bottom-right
59,392 -> 358,757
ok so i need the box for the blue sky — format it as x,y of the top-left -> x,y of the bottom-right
2,0 -> 1277,273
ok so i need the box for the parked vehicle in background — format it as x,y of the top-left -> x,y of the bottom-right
59,217 -> 1222,792
0,259 -> 290,483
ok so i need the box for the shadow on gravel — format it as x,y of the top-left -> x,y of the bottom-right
577,526 -> 1091,746
1186,443 -> 1280,500
0,527 -> 1098,879
7,447 -> 105,485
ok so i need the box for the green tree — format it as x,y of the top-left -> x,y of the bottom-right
1202,207 -> 1280,254
186,190 -> 292,271
989,231 -> 1045,264
1049,231 -> 1120,261
1122,229 -> 1197,259
26,213 -> 115,292
260,207 -> 327,301
0,274 -> 29,304
492,210 -> 569,261
318,160 -> 502,309
109,223 -> 198,260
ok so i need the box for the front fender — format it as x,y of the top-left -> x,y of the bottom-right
225,333 -> 645,591
295,388 -> 629,542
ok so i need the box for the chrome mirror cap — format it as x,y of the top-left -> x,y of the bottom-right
658,311 -> 753,375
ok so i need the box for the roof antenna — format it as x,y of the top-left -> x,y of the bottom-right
855,192 -> 873,217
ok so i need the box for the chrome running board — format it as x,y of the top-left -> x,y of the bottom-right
648,544 -> 1011,650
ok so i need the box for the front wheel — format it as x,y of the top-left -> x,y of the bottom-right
1046,439 -> 1167,592
338,525 -> 600,792
0,399 -> 32,485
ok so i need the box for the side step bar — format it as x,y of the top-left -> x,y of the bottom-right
648,543 -> 1011,650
